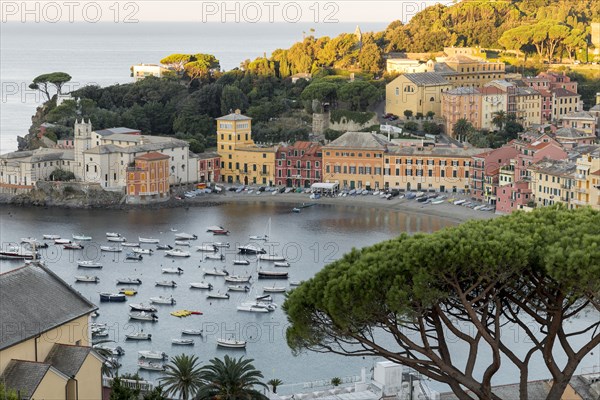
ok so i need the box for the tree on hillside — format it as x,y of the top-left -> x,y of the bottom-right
29,72 -> 72,101
453,118 -> 474,141
160,54 -> 193,73
284,207 -> 600,400
195,355 -> 268,400
338,81 -> 379,111
500,20 -> 571,62
358,42 -> 384,74
184,54 -> 220,82
562,28 -> 588,63
220,85 -> 248,115
300,81 -> 339,106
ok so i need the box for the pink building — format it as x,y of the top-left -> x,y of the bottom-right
496,181 -> 532,214
275,141 -> 322,188
197,152 -> 221,183
539,71 -> 578,93
470,146 -> 519,201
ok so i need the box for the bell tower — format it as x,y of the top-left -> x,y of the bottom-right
73,119 -> 92,180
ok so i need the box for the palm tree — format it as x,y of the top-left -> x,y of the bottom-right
160,354 -> 203,400
491,110 -> 506,131
195,355 -> 268,400
267,378 -> 283,394
452,118 -> 473,142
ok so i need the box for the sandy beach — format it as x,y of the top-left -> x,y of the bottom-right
183,189 -> 498,225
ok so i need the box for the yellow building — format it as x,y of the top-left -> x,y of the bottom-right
386,72 -> 452,118
528,159 -> 577,208
217,110 -> 277,186
323,131 -> 393,190
430,55 -> 505,88
572,152 -> 600,210
513,86 -> 542,128
0,263 -> 102,400
384,147 -> 484,193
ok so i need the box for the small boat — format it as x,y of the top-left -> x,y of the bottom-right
94,345 -> 125,356
91,311 -> 99,318
92,329 -> 109,338
206,226 -> 225,233
121,242 -> 140,247
172,338 -> 194,345
126,252 -> 143,261
132,247 -> 153,255
104,357 -> 122,369
20,237 -> 40,246
181,329 -> 203,336
171,310 -> 194,318
249,235 -> 268,241
289,280 -> 304,286
196,244 -> 218,252
100,246 -> 122,252
175,240 -> 191,247
292,208 -> 301,213
224,275 -> 251,283
454,199 -> 466,205
139,237 -> 160,244
129,303 -> 157,312
99,292 -> 127,302
75,275 -> 99,283
138,361 -> 165,371
258,270 -> 288,279
211,242 -> 230,248
138,350 -> 167,360
207,292 -> 230,300
170,228 -> 178,232
107,236 -> 127,242
77,260 -> 102,268
274,261 -> 290,267
64,242 -> 84,250
205,254 -> 224,261
0,247 -> 37,260
117,277 -> 142,285
174,233 -> 198,240
155,281 -> 177,288
156,244 -> 173,250
43,234 -> 60,240
129,311 -> 159,321
106,232 -> 121,237
233,259 -> 250,265
126,332 -> 152,340
212,229 -> 230,236
432,199 -> 445,205
119,288 -> 138,296
72,234 -> 92,241
189,282 -> 213,290
55,238 -> 71,244
263,286 -> 287,293
150,295 -> 176,304
165,249 -> 191,257
217,338 -> 246,348
238,244 -> 266,254
256,294 -> 272,302
228,285 -> 250,292
258,254 -> 286,262
162,267 -> 184,275
240,301 -> 276,312
203,267 -> 229,276
237,304 -> 269,313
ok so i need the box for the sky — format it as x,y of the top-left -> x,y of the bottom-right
1,0 -> 450,23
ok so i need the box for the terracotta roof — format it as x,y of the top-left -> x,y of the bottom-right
552,88 -> 579,97
592,170 -> 600,176
478,86 -> 504,95
135,151 -> 169,161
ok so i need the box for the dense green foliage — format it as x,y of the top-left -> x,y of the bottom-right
0,383 -> 19,400
330,110 -> 375,125
195,355 -> 268,400
284,207 -> 600,400
49,168 -> 76,181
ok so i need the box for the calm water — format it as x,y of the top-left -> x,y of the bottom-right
0,201 -> 454,388
0,21 -> 387,153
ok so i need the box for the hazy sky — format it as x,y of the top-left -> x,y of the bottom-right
2,1 -> 449,23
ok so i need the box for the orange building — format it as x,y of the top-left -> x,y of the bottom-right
126,152 -> 170,203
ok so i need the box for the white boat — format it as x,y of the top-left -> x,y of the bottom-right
238,244 -> 266,254
236,304 -> 269,313
94,345 -> 125,356
108,236 -> 127,242
162,267 -> 184,275
224,275 -> 251,283
172,338 -> 194,345
258,254 -> 286,262
0,247 -> 37,260
258,270 -> 288,279
196,244 -> 218,252
77,261 -> 103,268
72,234 -> 92,241
43,234 -> 60,240
106,232 -> 121,237
454,199 -> 466,205
129,311 -> 159,322
75,275 -> 99,283
233,259 -> 250,265
207,292 -> 230,300
155,281 -> 177,288
203,267 -> 229,276
249,217 -> 271,241
189,282 -> 213,290
156,244 -> 173,250
206,226 -> 225,232
240,301 -> 276,312
165,249 -> 191,257
170,228 -> 178,232
20,237 -> 40,246
274,261 -> 290,267
64,242 -> 84,250
205,254 -> 224,261
121,242 -> 140,247
175,240 -> 191,247
138,360 -> 165,371
228,285 -> 250,292
174,233 -> 198,240
432,199 -> 445,205
117,277 -> 142,285
256,294 -> 272,302
139,237 -> 160,244
263,286 -> 287,293
211,242 -> 230,248
181,329 -> 203,336
217,338 -> 246,348
129,303 -> 157,312
132,247 -> 153,255
126,252 -> 143,261
150,295 -> 176,304
55,238 -> 71,244
100,246 -> 122,252
126,332 -> 152,340
289,280 -> 304,286
138,350 -> 167,360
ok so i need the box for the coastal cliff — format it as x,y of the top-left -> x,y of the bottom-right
1,182 -> 124,208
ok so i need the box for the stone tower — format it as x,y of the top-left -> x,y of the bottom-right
73,119 -> 93,181
354,25 -> 362,49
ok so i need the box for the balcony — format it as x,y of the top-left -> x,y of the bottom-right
574,187 -> 587,194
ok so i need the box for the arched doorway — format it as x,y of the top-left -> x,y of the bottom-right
244,176 -> 249,185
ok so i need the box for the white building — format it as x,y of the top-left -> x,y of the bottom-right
131,64 -> 171,81
0,148 -> 75,190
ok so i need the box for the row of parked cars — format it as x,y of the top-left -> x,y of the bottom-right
403,191 -> 495,211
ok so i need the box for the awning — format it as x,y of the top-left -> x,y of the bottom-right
311,182 -> 339,191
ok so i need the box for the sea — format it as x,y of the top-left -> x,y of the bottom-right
1,201 -> 598,392
0,21 -> 387,153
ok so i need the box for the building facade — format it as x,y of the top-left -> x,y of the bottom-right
0,148 -> 75,192
126,152 -> 170,203
131,64 -> 171,81
275,141 -> 323,188
197,152 -> 221,183
470,146 -> 519,202
430,56 -> 505,88
441,87 -> 482,135
528,159 -> 577,208
386,72 -> 452,118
